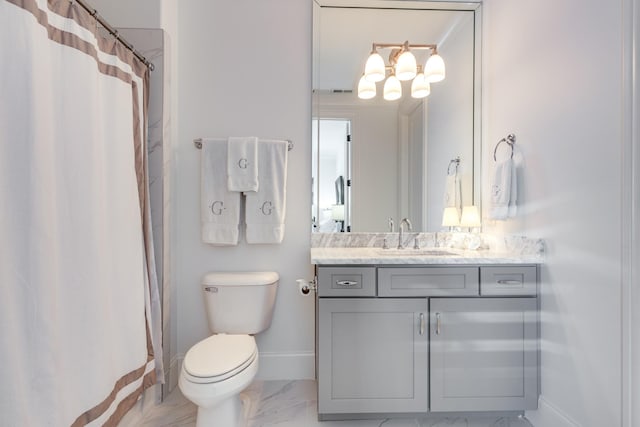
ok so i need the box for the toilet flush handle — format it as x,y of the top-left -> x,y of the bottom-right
204,286 -> 218,293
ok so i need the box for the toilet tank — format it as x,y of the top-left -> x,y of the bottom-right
202,271 -> 279,335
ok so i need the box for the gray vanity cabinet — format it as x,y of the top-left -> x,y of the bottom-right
430,297 -> 539,412
317,298 -> 429,415
316,264 -> 539,419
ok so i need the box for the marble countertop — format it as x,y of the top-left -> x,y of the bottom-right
311,247 -> 543,265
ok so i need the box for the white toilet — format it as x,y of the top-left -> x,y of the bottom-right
179,271 -> 279,427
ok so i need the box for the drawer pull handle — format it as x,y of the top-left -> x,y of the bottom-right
419,313 -> 425,335
435,312 -> 441,335
497,279 -> 523,285
336,280 -> 358,287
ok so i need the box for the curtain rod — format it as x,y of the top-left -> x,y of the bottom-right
72,0 -> 155,71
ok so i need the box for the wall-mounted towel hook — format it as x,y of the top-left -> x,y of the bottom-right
493,133 -> 516,161
447,157 -> 460,175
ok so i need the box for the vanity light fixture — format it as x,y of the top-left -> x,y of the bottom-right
358,41 -> 445,100
383,72 -> 402,101
357,74 -> 376,99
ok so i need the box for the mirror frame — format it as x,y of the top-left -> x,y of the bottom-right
312,0 -> 482,233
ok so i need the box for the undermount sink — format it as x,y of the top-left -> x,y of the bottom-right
375,248 -> 456,256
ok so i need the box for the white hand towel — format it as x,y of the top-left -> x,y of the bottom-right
508,160 -> 518,218
245,140 -> 288,244
201,138 -> 241,245
227,136 -> 259,192
489,158 -> 513,220
443,173 -> 461,209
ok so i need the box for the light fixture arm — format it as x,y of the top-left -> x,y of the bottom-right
371,42 -> 438,52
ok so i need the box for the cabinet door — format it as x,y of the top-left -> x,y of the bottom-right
318,298 -> 429,415
430,298 -> 538,412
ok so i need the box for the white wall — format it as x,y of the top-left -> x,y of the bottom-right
482,1 -> 624,426
174,0 -> 315,379
92,0 -> 315,381
426,10 -> 475,231
86,1 -> 635,425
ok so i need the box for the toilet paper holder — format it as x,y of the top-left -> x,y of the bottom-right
296,278 -> 317,295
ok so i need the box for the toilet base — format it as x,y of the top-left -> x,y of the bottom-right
196,394 -> 242,427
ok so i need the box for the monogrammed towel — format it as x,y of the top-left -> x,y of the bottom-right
201,138 -> 241,245
244,140 -> 288,244
227,136 -> 259,192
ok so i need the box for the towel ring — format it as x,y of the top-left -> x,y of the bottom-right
493,134 -> 516,161
447,157 -> 460,175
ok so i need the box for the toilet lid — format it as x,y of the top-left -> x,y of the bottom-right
183,334 -> 257,379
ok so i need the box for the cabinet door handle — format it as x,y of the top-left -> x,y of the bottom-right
497,279 -> 523,285
336,280 -> 358,287
419,313 -> 425,335
435,312 -> 441,335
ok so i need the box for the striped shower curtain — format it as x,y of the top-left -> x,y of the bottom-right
0,0 -> 162,425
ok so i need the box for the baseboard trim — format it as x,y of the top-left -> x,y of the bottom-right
256,351 -> 315,380
526,396 -> 581,427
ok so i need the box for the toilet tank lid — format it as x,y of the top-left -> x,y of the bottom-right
202,271 -> 279,286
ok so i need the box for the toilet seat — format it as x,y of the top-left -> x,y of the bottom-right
183,334 -> 257,384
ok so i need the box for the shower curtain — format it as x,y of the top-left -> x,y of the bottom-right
0,0 -> 162,425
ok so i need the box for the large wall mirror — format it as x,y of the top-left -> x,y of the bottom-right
312,0 -> 481,233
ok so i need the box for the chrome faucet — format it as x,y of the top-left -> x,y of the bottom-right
397,218 -> 412,249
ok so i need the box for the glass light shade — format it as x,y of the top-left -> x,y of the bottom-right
425,53 -> 446,82
395,50 -> 417,81
357,75 -> 376,99
460,205 -> 481,228
383,75 -> 402,101
331,204 -> 345,221
364,52 -> 386,82
442,207 -> 460,227
411,73 -> 431,98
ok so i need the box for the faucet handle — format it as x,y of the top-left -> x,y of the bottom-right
414,237 -> 420,250
382,237 -> 389,250
388,217 -> 394,232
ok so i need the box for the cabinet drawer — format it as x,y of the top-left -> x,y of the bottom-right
317,267 -> 376,297
378,267 -> 479,297
480,266 -> 537,296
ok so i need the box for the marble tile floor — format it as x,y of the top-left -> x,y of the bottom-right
137,380 -> 533,427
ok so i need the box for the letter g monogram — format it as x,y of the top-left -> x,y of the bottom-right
211,200 -> 224,215
261,201 -> 273,215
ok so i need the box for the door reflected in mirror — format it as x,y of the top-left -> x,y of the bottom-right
312,118 -> 351,232
312,1 -> 482,233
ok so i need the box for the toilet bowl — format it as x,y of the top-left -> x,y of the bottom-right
179,272 -> 279,427
179,334 -> 258,427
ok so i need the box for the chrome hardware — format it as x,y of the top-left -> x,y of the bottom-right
397,218 -> 413,249
194,138 -> 293,151
336,280 -> 358,287
388,217 -> 394,232
493,133 -> 516,161
447,156 -> 460,175
497,279 -> 523,285
419,313 -> 425,335
413,237 -> 420,250
204,286 -> 218,293
297,278 -> 317,295
435,312 -> 441,335
382,237 -> 389,250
